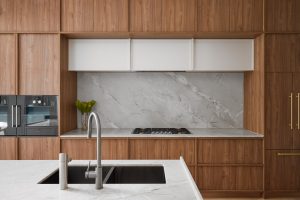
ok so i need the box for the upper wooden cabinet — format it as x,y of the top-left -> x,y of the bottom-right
62,0 -> 128,32
94,0 -> 128,32
130,0 -> 162,32
16,0 -> 60,32
0,0 -> 16,31
265,0 -> 300,32
130,0 -> 196,32
0,34 -> 16,95
19,34 -> 60,95
198,0 -> 230,32
265,34 -> 300,72
230,0 -> 263,32
161,0 -> 196,32
198,0 -> 263,32
61,0 -> 94,32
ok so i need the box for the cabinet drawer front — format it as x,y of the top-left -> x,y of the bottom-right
61,139 -> 128,160
198,139 -> 263,164
197,166 -> 263,191
265,150 -> 300,191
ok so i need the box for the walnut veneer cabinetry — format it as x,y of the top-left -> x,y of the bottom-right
197,139 -> 263,197
0,0 -> 59,32
61,0 -> 128,32
130,0 -> 196,32
19,34 -> 60,95
198,0 -> 263,32
265,0 -> 300,32
0,34 -> 16,95
129,139 -> 195,164
0,137 -> 17,160
60,138 -> 129,160
18,137 -> 60,160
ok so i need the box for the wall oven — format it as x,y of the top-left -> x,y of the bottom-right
0,95 -> 58,136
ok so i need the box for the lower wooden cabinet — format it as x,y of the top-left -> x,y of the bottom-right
265,150 -> 300,194
0,137 -> 17,160
198,166 -> 263,191
18,137 -> 59,160
129,138 -> 195,164
61,138 -> 128,160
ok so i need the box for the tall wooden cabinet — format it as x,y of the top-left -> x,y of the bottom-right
0,34 -> 16,95
264,33 -> 300,197
19,34 -> 60,95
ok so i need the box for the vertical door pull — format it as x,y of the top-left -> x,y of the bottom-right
290,93 -> 293,130
297,93 -> 300,130
11,105 -> 15,127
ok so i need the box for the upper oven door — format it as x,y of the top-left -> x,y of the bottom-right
0,95 -> 17,136
17,95 -> 58,136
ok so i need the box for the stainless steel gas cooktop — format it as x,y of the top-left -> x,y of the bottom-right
132,128 -> 191,135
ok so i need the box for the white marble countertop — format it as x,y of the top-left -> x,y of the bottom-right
61,128 -> 263,138
0,159 -> 202,200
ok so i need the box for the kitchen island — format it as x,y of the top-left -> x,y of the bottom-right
0,159 -> 202,200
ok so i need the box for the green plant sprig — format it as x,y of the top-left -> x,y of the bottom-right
75,100 -> 96,114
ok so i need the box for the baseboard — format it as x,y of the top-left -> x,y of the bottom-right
264,191 -> 300,198
201,190 -> 263,198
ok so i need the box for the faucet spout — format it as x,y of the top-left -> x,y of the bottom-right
85,112 -> 103,189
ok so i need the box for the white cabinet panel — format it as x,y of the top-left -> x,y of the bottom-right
194,39 -> 254,71
131,39 -> 192,71
68,39 -> 130,71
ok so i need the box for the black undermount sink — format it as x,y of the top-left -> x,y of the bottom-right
39,165 -> 166,184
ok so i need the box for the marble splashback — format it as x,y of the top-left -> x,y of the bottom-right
77,72 -> 243,128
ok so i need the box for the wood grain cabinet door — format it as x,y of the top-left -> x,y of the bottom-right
293,73 -> 300,149
0,0 -> 16,31
161,0 -> 196,32
0,137 -> 17,160
265,34 -> 299,73
265,73 -> 294,149
130,0 -> 162,32
16,0 -> 60,32
230,0 -> 263,32
167,139 -> 195,164
265,0 -> 300,32
198,0 -> 230,32
94,0 -> 128,32
129,139 -> 168,160
61,0 -> 94,32
265,150 -> 300,192
61,139 -> 96,160
102,139 -> 128,160
18,137 -> 60,160
0,34 -> 16,95
19,34 -> 60,95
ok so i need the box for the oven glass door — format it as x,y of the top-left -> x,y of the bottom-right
0,96 -> 17,136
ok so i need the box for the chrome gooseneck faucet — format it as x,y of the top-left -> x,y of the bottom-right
85,112 -> 103,189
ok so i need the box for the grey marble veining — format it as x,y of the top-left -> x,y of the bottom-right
78,72 -> 243,128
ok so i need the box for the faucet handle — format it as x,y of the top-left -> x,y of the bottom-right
85,161 -> 91,179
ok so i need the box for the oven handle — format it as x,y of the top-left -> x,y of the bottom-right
11,105 -> 15,127
15,105 -> 21,127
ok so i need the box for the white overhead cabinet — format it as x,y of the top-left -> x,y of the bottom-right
68,39 -> 254,72
194,39 -> 254,71
68,39 -> 130,71
131,39 -> 193,71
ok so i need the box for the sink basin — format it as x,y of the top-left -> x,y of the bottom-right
39,166 -> 111,184
107,166 -> 166,184
39,165 -> 166,184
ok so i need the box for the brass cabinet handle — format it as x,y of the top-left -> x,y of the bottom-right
289,93 -> 293,130
297,93 -> 300,130
277,152 -> 300,156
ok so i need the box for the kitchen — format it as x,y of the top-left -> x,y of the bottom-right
0,0 -> 299,199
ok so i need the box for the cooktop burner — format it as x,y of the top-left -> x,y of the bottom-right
132,128 -> 191,135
